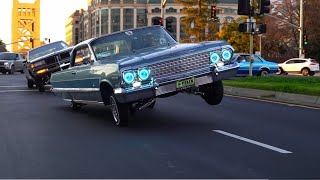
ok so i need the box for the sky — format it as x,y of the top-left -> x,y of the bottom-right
0,0 -> 87,51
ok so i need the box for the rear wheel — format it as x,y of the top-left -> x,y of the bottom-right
200,81 -> 224,105
309,72 -> 315,76
301,68 -> 310,76
258,69 -> 269,76
110,94 -> 129,126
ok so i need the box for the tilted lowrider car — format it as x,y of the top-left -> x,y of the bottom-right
50,26 -> 239,126
25,41 -> 73,92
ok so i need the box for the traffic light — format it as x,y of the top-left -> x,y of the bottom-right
210,6 -> 217,19
259,0 -> 271,14
304,34 -> 308,45
238,0 -> 250,15
159,18 -> 163,26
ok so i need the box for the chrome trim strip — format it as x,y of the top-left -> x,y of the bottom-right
52,88 -> 100,93
64,99 -> 104,104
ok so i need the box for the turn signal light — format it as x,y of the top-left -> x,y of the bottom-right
36,69 -> 47,74
31,64 -> 35,68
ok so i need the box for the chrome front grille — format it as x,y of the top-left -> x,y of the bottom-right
149,52 -> 210,78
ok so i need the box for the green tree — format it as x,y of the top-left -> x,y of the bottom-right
175,0 -> 219,42
0,39 -> 7,52
216,17 -> 259,53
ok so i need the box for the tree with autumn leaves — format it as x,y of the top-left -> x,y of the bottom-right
0,39 -> 7,52
175,0 -> 220,43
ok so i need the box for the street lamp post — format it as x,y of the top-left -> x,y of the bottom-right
161,0 -> 167,27
299,0 -> 304,58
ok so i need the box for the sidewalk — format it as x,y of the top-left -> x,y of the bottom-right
224,86 -> 320,108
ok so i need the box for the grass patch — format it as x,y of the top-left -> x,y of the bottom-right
224,76 -> 320,96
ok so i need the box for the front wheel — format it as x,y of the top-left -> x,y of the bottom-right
27,80 -> 34,88
9,66 -> 15,74
36,78 -> 45,92
110,95 -> 129,126
309,72 -> 315,76
200,81 -> 224,105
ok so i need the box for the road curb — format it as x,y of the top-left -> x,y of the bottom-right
224,86 -> 320,108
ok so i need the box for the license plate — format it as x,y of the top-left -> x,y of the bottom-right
176,77 -> 195,89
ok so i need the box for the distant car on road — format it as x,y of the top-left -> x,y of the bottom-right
234,53 -> 279,76
278,58 -> 319,76
50,26 -> 239,126
25,41 -> 73,92
0,52 -> 25,74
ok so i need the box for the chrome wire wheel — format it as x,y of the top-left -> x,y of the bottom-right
110,96 -> 120,123
261,70 -> 269,76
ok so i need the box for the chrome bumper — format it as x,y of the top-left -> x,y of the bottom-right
114,63 -> 239,103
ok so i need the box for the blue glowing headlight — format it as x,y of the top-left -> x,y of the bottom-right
222,49 -> 232,61
138,67 -> 151,81
123,71 -> 135,84
210,52 -> 220,64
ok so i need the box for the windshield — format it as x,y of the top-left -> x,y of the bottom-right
0,53 -> 15,60
28,41 -> 69,61
90,26 -> 177,61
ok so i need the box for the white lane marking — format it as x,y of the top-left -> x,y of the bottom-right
0,90 -> 37,93
0,86 -> 27,88
225,94 -> 320,111
213,130 -> 293,154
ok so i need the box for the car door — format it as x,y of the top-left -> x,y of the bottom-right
282,60 -> 295,72
252,55 -> 264,75
236,55 -> 250,74
13,54 -> 23,71
71,45 -> 100,102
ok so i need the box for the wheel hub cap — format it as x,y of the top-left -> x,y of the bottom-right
110,96 -> 119,123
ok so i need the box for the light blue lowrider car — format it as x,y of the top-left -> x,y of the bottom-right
50,26 -> 239,126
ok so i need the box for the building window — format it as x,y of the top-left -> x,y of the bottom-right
180,17 -> 187,40
123,8 -> 134,30
166,16 -> 177,39
111,0 -> 120,4
111,9 -> 120,33
136,0 -> 147,4
166,7 -> 177,13
152,8 -> 161,13
224,8 -> 236,14
123,0 -> 134,3
101,9 -> 108,35
137,9 -> 147,27
152,17 -> 161,25
225,16 -> 235,23
101,0 -> 108,4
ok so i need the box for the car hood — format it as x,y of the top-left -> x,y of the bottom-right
29,47 -> 73,63
98,41 -> 232,70
0,60 -> 12,63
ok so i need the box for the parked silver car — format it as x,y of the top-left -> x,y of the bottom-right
0,52 -> 26,74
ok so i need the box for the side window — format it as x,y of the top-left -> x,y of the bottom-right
73,46 -> 92,67
19,54 -> 24,59
237,56 -> 246,63
254,56 -> 262,62
15,54 -> 19,60
286,60 -> 294,64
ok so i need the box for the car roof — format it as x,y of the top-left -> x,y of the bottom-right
287,58 -> 314,61
75,25 -> 167,46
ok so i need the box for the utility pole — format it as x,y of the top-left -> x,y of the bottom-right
299,0 -> 304,58
249,0 -> 254,77
161,0 -> 167,26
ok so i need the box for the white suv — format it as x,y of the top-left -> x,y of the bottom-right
278,58 -> 319,76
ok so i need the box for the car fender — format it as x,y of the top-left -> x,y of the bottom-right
259,66 -> 270,72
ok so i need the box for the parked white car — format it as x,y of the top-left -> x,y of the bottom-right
278,58 -> 319,76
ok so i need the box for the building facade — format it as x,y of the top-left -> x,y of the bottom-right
66,9 -> 84,46
73,0 -> 239,43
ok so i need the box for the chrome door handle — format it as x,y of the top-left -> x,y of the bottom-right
71,71 -> 77,75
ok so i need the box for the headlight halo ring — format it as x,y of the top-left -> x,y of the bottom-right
122,70 -> 136,84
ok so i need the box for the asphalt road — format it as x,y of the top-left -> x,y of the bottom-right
0,74 -> 320,179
